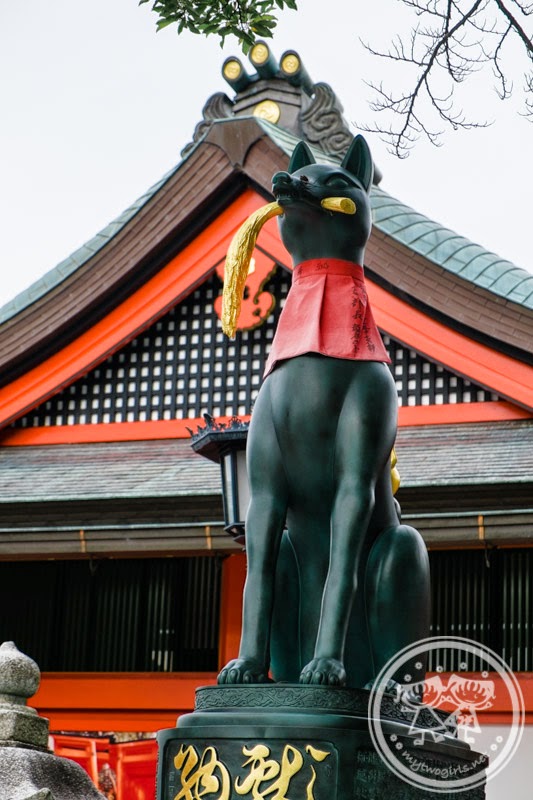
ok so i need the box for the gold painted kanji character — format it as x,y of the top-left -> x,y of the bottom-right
235,743 -> 303,800
174,744 -> 230,800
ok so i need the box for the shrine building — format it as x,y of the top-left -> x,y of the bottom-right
0,43 -> 531,796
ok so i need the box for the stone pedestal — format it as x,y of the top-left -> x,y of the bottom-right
157,685 -> 487,800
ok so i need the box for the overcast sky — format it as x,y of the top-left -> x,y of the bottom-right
1,0 -> 531,309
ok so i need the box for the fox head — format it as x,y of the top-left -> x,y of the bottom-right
272,135 -> 374,266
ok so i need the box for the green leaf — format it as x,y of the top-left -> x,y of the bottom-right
141,0 -> 290,52
239,30 -> 256,45
156,17 -> 177,29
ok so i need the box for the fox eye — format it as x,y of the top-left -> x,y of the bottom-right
325,175 -> 351,189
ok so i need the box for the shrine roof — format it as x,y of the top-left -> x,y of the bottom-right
0,438 -> 220,503
0,52 -> 531,422
0,420 -> 530,504
1,117 -> 532,329
370,188 -> 533,309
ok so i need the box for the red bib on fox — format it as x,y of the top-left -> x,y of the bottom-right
264,258 -> 390,377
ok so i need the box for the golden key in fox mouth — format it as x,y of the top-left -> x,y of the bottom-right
222,194 -> 355,339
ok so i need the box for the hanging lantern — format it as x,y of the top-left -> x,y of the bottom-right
189,414 -> 249,545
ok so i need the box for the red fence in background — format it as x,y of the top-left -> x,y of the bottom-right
53,734 -> 158,800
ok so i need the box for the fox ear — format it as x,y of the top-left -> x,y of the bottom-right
341,135 -> 374,193
288,141 -> 316,173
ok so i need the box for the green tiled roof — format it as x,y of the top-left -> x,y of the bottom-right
1,117 -> 531,326
370,187 -> 533,308
255,118 -> 340,166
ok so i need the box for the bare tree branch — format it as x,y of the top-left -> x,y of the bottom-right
509,0 -> 533,13
494,0 -> 533,51
489,22 -> 514,96
362,0 -> 532,156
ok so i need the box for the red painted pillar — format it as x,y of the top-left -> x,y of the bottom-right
218,552 -> 246,669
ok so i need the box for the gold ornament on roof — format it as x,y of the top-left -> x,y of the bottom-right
251,43 -> 270,64
253,100 -> 281,124
223,59 -> 242,80
281,53 -> 300,74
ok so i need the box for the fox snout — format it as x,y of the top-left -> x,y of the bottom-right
272,171 -> 291,189
272,172 -> 309,197
272,170 -> 296,193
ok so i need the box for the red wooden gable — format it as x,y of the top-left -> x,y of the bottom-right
0,187 -> 530,448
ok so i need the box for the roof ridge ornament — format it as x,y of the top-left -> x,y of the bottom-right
181,43 -> 371,170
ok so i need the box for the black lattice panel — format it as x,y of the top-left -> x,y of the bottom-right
16,269 -> 291,428
14,269 -> 498,429
383,336 -> 498,407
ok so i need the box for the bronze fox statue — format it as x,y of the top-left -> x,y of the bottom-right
218,136 -> 430,689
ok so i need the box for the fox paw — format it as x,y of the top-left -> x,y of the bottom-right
299,657 -> 347,687
217,657 -> 269,685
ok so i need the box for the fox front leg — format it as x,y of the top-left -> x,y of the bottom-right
217,380 -> 289,685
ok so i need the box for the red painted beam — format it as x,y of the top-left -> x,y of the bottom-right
0,402 -> 529,447
34,673 -> 217,732
33,670 -> 533,732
